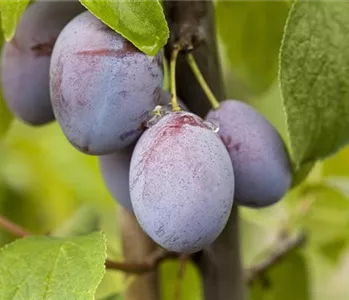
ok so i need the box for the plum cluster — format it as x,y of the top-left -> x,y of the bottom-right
1,4 -> 292,254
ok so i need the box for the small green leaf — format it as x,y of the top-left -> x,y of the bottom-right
0,0 -> 29,41
79,0 -> 169,56
280,2 -> 349,167
0,232 -> 106,299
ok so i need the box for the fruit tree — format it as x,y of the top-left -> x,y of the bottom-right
0,1 -> 349,300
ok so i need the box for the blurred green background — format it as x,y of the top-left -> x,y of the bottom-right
1,1 -> 349,300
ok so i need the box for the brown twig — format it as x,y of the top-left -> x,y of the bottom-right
245,232 -> 307,284
0,213 -> 306,285
0,215 -> 31,237
0,213 -> 177,275
105,248 -> 179,275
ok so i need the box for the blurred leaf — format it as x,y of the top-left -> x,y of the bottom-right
160,260 -> 202,300
323,145 -> 349,177
250,252 -> 309,300
0,182 -> 41,244
53,205 -> 101,237
0,33 -> 13,137
248,83 -> 288,140
319,239 -> 347,263
325,177 -> 349,198
216,1 -> 290,95
0,182 -> 24,245
0,95 -> 12,138
300,183 -> 349,246
2,121 -> 114,230
0,0 -> 29,41
0,232 -> 106,299
240,216 -> 278,266
80,0 -> 168,56
279,2 -> 349,167
100,294 -> 123,300
291,162 -> 315,188
95,271 -> 125,300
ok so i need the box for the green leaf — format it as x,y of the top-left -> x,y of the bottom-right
250,252 -> 309,300
0,91 -> 12,138
0,232 -> 106,299
216,1 -> 290,95
53,205 -> 101,238
0,0 -> 29,41
79,0 -> 169,56
279,2 -> 349,167
323,145 -> 349,177
300,183 -> 349,245
0,32 -> 13,137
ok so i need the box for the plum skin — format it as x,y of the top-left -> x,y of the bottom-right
98,149 -> 134,213
1,1 -> 84,126
98,89 -> 185,214
206,99 -> 292,207
129,111 -> 235,253
50,11 -> 163,155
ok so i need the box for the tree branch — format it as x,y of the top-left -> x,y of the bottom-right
105,248 -> 178,275
0,213 -> 307,289
164,2 -> 244,300
164,1 -> 206,52
245,232 -> 307,284
164,0 -> 224,116
0,215 -> 31,237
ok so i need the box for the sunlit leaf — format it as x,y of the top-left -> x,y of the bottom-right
80,0 -> 168,56
0,232 -> 106,299
0,0 -> 29,41
280,2 -> 349,167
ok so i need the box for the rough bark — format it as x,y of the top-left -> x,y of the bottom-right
164,1 -> 224,114
119,207 -> 160,300
164,1 -> 245,300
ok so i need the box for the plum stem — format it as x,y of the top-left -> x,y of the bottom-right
170,46 -> 181,112
185,53 -> 220,110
